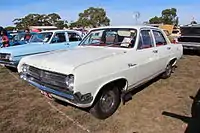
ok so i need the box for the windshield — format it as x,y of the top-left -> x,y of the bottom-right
29,32 -> 53,43
80,28 -> 137,48
13,33 -> 26,41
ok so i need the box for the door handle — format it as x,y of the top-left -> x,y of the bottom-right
167,47 -> 171,50
128,63 -> 137,67
65,43 -> 69,45
153,50 -> 158,53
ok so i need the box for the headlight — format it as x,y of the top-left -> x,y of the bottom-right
21,64 -> 29,73
5,54 -> 11,60
0,53 -> 11,60
65,74 -> 74,90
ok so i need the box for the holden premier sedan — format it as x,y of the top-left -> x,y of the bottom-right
18,26 -> 183,119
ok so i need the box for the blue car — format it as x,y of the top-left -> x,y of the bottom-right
0,32 -> 37,47
0,30 -> 82,68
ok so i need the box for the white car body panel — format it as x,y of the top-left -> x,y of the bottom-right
18,26 -> 183,108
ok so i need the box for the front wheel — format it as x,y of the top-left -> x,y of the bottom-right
90,85 -> 121,119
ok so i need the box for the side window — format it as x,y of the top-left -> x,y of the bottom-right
68,32 -> 82,42
51,33 -> 66,43
137,30 -> 154,49
153,30 -> 167,46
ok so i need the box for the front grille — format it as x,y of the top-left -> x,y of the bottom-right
27,66 -> 70,93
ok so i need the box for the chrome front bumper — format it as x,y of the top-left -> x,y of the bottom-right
28,79 -> 75,100
21,74 -> 93,108
0,60 -> 18,68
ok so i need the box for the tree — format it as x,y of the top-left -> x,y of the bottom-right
161,8 -> 178,25
13,13 -> 67,29
4,26 -> 16,31
191,21 -> 197,24
47,13 -> 61,25
76,7 -> 110,28
149,16 -> 163,24
55,20 -> 68,29
149,8 -> 179,25
69,21 -> 79,29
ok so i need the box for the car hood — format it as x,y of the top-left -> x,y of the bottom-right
19,46 -> 127,74
0,42 -> 45,56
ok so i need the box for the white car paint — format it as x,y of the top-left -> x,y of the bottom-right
18,26 -> 183,108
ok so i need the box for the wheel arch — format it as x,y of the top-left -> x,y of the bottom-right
91,78 -> 128,105
168,57 -> 177,66
169,58 -> 177,66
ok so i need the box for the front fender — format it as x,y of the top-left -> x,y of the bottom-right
91,77 -> 128,105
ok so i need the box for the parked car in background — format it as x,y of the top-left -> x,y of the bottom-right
0,30 -> 82,68
0,31 -> 37,47
18,26 -> 183,119
9,32 -> 37,46
178,24 -> 200,51
163,29 -> 181,44
171,29 -> 181,38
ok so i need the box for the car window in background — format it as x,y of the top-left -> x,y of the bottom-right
29,32 -> 53,43
68,32 -> 82,42
51,33 -> 66,43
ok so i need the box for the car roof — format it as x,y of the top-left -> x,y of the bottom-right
41,29 -> 80,33
90,25 -> 161,31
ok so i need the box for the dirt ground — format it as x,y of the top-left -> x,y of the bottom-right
0,54 -> 200,133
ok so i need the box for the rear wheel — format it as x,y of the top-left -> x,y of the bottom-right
161,63 -> 173,79
90,85 -> 121,119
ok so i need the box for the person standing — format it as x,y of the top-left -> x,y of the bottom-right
1,30 -> 10,47
24,29 -> 31,41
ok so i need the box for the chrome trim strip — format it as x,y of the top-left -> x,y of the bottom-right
0,60 -> 17,67
27,79 -> 75,100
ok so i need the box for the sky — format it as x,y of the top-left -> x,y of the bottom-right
0,0 -> 199,27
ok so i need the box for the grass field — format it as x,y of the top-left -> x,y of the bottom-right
0,55 -> 200,133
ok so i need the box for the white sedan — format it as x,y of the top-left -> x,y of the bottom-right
18,26 -> 183,119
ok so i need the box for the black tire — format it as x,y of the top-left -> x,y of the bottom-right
161,63 -> 173,79
90,85 -> 121,119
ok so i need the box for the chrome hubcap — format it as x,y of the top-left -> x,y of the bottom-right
166,65 -> 172,76
100,90 -> 115,113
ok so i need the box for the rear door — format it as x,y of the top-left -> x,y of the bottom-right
67,32 -> 82,49
152,29 -> 172,71
50,32 -> 69,51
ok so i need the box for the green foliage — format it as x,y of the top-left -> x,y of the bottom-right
13,13 -> 67,30
4,26 -> 16,31
55,20 -> 68,29
13,7 -> 110,29
149,8 -> 178,25
69,22 -> 79,29
149,16 -> 163,24
161,8 -> 178,25
75,7 -> 110,28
